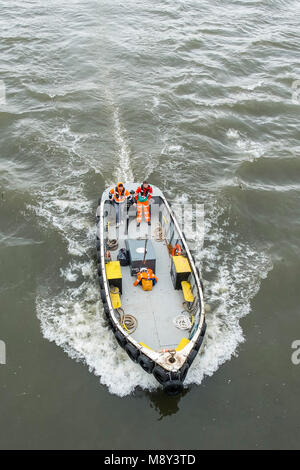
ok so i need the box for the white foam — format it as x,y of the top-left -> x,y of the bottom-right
105,88 -> 134,183
227,128 -> 266,161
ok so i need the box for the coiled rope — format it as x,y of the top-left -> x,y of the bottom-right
173,314 -> 192,330
116,307 -> 138,334
154,223 -> 164,242
107,239 -> 118,251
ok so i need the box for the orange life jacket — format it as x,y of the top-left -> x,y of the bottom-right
110,185 -> 129,203
172,244 -> 182,256
133,268 -> 157,289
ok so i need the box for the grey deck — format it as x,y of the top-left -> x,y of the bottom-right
106,213 -> 188,351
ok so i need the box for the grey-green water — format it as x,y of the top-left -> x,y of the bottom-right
1,0 -> 300,450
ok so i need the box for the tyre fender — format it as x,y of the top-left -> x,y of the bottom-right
187,348 -> 198,366
100,288 -> 107,304
124,343 -> 140,363
153,365 -> 170,385
138,353 -> 155,374
98,275 -> 104,290
114,330 -> 127,348
163,380 -> 184,396
179,362 -> 190,382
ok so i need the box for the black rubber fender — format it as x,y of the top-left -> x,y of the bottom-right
114,330 -> 127,348
124,343 -> 140,363
138,353 -> 155,374
152,365 -> 170,385
98,275 -> 104,290
193,335 -> 204,352
187,348 -> 198,366
97,264 -> 102,277
100,288 -> 107,304
179,362 -> 190,382
201,321 -> 207,337
103,304 -> 110,319
163,380 -> 184,396
170,371 -> 181,381
107,316 -> 115,332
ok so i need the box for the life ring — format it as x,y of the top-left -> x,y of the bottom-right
172,243 -> 182,257
163,380 -> 184,396
138,353 -> 155,374
124,343 -> 140,363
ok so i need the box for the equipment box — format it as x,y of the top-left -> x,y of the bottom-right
125,239 -> 156,276
105,261 -> 122,294
171,255 -> 191,290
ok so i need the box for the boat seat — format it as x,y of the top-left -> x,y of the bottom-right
181,281 -> 194,303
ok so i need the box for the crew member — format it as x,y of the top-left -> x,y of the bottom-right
133,267 -> 158,291
134,181 -> 153,227
109,182 -> 130,226
172,243 -> 182,256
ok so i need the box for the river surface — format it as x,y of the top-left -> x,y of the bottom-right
0,0 -> 300,450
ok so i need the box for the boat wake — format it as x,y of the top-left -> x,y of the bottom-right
30,103 -> 272,397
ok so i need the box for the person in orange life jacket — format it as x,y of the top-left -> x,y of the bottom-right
134,181 -> 153,227
109,182 -> 130,226
133,267 -> 158,289
172,243 -> 182,256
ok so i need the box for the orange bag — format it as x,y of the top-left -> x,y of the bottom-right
142,279 -> 153,291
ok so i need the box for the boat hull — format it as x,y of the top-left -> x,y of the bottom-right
96,184 -> 206,395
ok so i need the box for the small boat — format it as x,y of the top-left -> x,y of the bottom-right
96,184 -> 206,395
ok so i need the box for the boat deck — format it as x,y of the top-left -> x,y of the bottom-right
107,215 -> 187,351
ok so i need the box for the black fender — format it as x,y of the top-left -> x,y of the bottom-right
187,348 -> 198,366
153,365 -> 170,385
98,275 -> 104,290
114,330 -> 127,348
97,264 -> 102,277
96,239 -> 100,252
125,343 -> 140,363
179,362 -> 190,382
201,321 -> 207,337
137,353 -> 155,374
163,380 -> 184,396
193,335 -> 204,352
103,304 -> 110,319
100,288 -> 107,304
